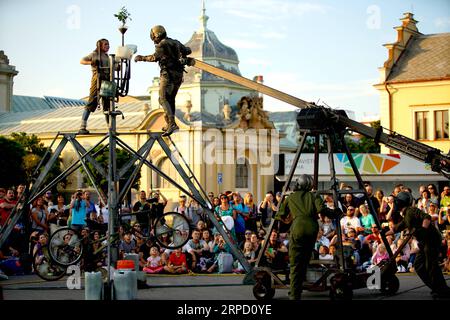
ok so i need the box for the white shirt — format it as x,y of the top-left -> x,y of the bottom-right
340,216 -> 361,235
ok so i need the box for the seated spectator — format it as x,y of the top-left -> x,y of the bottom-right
243,241 -> 257,266
139,239 -> 158,270
364,224 -> 382,246
407,237 -> 419,272
438,204 -> 449,231
340,206 -> 361,236
319,215 -> 336,241
164,248 -> 188,274
358,204 -> 376,238
371,243 -> 389,265
196,220 -> 207,233
315,229 -> 331,252
318,245 -> 333,260
393,237 -> 410,273
240,230 -> 253,250
0,189 -> 17,228
184,229 -> 210,272
143,246 -> 164,274
264,230 -> 288,270
119,233 -> 136,259
340,193 -> 360,213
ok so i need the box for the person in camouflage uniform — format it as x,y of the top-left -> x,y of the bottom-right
134,25 -> 192,136
276,174 -> 333,300
387,191 -> 450,299
79,38 -> 111,134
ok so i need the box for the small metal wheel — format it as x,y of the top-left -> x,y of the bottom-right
252,270 -> 275,301
33,247 -> 67,281
380,275 -> 400,295
329,273 -> 353,300
253,281 -> 276,301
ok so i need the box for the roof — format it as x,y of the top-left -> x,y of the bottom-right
387,33 -> 450,83
185,30 -> 239,63
0,101 -> 147,135
268,111 -> 299,149
11,95 -> 86,112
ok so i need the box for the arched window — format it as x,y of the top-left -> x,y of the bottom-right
235,158 -> 249,189
156,157 -> 178,189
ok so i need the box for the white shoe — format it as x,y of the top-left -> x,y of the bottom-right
407,262 -> 413,269
397,266 -> 402,272
0,270 -> 8,280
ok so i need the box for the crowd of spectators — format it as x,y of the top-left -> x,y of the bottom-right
0,183 -> 449,280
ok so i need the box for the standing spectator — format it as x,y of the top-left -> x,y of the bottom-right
150,190 -> 167,221
30,196 -> 48,234
16,184 -> 26,201
365,183 -> 380,216
392,184 -> 403,197
133,191 -> 152,231
84,191 -> 97,221
417,189 -> 432,213
385,195 -> 402,225
212,197 -> 220,211
0,188 -> 5,200
427,184 -> 440,204
428,201 -> 440,229
231,193 -> 247,244
438,203 -> 449,231
440,186 -> 450,208
340,206 -> 361,236
207,192 -> 214,205
243,192 -> 258,233
374,189 -> 387,223
215,194 -> 236,239
43,190 -> 54,207
259,192 -> 277,228
174,195 -> 188,219
186,197 -> 203,229
0,189 -> 17,227
323,194 -> 335,209
69,191 -> 87,231
49,194 -> 69,227
340,193 -> 360,213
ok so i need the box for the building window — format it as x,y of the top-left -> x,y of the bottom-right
235,158 -> 248,189
415,111 -> 428,140
156,157 -> 178,189
435,110 -> 449,139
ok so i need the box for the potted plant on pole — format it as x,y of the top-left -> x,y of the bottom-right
115,6 -> 132,42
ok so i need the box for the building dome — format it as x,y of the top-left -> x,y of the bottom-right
182,2 -> 242,84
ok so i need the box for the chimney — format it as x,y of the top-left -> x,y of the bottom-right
0,51 -> 18,113
378,13 -> 421,83
253,75 -> 264,98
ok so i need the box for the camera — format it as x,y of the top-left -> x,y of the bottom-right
146,196 -> 159,204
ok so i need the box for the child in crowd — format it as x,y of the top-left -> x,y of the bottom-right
371,243 -> 389,265
143,246 -> 164,274
243,241 -> 257,266
318,245 -> 333,260
164,248 -> 188,274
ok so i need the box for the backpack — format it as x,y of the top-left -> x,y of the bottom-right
217,252 -> 233,273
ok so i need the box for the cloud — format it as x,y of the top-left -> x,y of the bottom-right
221,38 -> 266,49
211,0 -> 330,22
261,31 -> 287,40
435,17 -> 450,28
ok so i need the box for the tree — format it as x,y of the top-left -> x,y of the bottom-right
0,136 -> 26,187
83,145 -> 140,195
9,132 -> 66,191
298,120 -> 381,153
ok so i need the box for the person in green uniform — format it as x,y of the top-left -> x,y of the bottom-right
276,174 -> 333,300
386,191 -> 450,298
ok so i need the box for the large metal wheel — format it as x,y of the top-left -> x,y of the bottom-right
380,275 -> 400,295
33,247 -> 67,281
154,212 -> 191,249
48,227 -> 83,266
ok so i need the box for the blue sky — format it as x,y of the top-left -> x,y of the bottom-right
1,0 -> 449,120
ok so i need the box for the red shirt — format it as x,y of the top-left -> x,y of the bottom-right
365,233 -> 382,244
169,252 -> 187,267
0,198 -> 17,226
